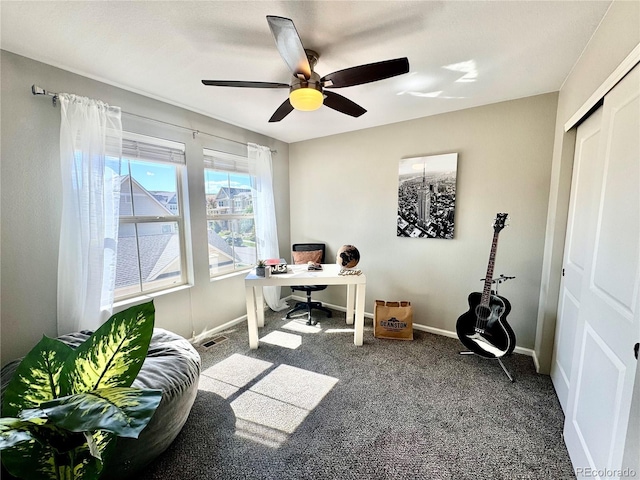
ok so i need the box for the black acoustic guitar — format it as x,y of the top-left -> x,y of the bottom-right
456,213 -> 516,359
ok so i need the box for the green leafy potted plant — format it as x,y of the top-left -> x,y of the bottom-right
0,301 -> 162,480
256,259 -> 266,277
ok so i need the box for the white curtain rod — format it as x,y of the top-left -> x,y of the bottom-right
31,85 -> 277,154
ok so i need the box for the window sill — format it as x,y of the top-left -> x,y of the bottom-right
113,284 -> 193,310
210,268 -> 251,282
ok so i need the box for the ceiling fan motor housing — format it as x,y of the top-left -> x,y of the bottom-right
290,71 -> 323,95
289,71 -> 324,111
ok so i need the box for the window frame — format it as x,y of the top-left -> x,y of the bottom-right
114,132 -> 189,301
204,148 -> 257,279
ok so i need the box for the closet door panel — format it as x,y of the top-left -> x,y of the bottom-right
591,95 -> 640,312
550,108 -> 602,411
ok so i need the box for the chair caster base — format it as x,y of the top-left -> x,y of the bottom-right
285,301 -> 332,323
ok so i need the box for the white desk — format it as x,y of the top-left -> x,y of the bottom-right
244,263 -> 366,349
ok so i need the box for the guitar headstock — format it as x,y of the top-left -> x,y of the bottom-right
493,213 -> 509,233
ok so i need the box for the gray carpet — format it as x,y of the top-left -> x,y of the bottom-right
137,308 -> 575,480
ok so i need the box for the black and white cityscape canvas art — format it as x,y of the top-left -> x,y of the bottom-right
397,153 -> 458,239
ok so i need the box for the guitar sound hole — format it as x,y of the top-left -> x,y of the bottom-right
475,305 -> 492,322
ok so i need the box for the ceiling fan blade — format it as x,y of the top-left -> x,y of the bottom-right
202,80 -> 289,88
268,98 -> 294,122
322,57 -> 410,88
266,16 -> 311,80
323,91 -> 367,117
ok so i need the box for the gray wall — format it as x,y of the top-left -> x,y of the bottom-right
0,51 -> 291,365
289,93 -> 559,351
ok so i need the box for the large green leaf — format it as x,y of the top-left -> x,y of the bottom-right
0,416 -> 84,479
1,427 -> 115,480
40,387 -> 162,438
2,336 -> 73,417
1,433 -> 57,480
60,301 -> 155,395
85,430 -> 116,468
2,441 -> 106,480
59,431 -> 115,478
0,417 -> 38,449
5,411 -> 88,454
54,431 -> 115,477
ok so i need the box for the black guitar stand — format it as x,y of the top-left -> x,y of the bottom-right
481,274 -> 515,289
460,274 -> 516,383
459,351 -> 514,382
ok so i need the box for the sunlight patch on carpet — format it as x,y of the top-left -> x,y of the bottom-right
251,365 -> 338,410
259,330 -> 302,349
231,365 -> 338,447
201,353 -> 272,387
234,418 -> 289,448
280,319 -> 322,334
197,375 -> 239,399
324,328 -> 355,334
231,390 -> 308,434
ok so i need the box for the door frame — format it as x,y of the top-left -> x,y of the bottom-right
564,44 -> 640,132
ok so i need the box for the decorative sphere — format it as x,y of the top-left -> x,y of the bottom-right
336,245 -> 360,268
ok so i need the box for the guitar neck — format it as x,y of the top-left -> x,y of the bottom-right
481,231 -> 500,306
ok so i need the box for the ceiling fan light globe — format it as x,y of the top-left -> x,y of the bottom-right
289,88 -> 323,111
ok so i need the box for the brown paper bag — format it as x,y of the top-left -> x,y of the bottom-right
373,300 -> 413,340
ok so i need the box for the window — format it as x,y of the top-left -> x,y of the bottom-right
204,149 -> 256,277
115,133 -> 187,299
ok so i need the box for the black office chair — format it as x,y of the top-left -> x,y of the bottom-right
285,243 -> 332,325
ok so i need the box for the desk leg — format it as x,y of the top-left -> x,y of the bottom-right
354,284 -> 366,346
245,285 -> 259,349
346,284 -> 355,325
256,286 -> 265,328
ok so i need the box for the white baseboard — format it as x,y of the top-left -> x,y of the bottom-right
196,296 -> 535,359
532,350 -> 541,372
192,295 -> 320,343
513,346 -> 536,358
412,323 -> 535,357
191,314 -> 248,343
412,323 -> 458,339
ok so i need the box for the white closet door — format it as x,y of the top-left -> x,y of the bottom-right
563,66 -> 640,478
551,108 -> 603,412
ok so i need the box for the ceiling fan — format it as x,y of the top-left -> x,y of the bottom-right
201,15 -> 410,122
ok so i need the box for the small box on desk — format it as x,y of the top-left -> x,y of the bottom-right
265,258 -> 288,274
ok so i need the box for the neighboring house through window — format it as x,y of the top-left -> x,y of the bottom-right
204,148 -> 256,277
115,133 -> 187,299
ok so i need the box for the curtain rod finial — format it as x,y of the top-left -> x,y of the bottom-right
32,85 -> 58,106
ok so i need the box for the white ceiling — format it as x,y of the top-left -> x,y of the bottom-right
1,1 -> 611,144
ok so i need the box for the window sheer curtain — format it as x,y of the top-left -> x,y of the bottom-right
57,94 -> 123,334
248,143 -> 288,311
